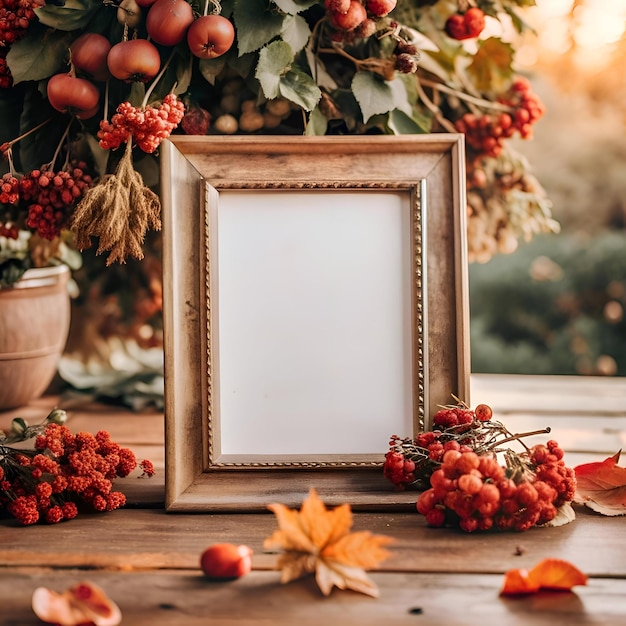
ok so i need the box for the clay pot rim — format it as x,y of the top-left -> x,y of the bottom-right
2,264 -> 70,291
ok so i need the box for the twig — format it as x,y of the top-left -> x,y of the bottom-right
420,78 -> 512,113
414,77 -> 457,133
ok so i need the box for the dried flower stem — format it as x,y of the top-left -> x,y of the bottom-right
70,140 -> 160,264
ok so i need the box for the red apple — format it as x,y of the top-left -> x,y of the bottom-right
70,33 -> 112,82
186,14 -> 235,59
146,0 -> 194,46
107,39 -> 161,83
47,74 -> 100,119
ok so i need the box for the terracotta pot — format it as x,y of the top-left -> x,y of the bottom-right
0,265 -> 70,409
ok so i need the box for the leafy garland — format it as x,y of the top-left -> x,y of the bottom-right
0,0 -> 558,284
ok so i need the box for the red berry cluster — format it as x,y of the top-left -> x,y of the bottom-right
0,171 -> 19,204
18,164 -> 94,239
0,221 -> 18,238
384,402 -> 494,490
325,0 -> 396,37
0,0 -> 43,48
445,7 -> 486,41
0,413 -> 155,525
454,78 -> 546,158
0,48 -> 12,88
98,93 -> 186,154
416,439 -> 576,533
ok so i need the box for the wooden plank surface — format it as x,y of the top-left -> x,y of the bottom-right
0,507 -> 624,577
3,569 -> 626,626
2,374 -> 626,624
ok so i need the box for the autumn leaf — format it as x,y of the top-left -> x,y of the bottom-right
32,581 -> 122,626
500,558 -> 587,596
574,450 -> 626,515
264,489 -> 393,597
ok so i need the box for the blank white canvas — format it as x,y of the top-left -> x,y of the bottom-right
215,190 -> 414,456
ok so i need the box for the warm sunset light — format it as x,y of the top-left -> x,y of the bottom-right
535,0 -> 626,57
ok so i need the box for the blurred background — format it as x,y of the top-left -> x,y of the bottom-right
41,0 -> 626,409
470,0 -> 626,377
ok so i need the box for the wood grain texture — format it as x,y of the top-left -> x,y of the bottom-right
2,569 -> 625,626
2,375 -> 626,624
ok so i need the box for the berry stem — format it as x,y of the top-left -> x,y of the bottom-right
414,78 -> 457,133
420,78 -> 513,113
493,426 -> 552,451
3,117 -> 53,150
47,118 -> 73,173
141,48 -> 176,109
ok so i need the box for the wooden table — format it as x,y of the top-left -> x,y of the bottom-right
2,374 -> 626,625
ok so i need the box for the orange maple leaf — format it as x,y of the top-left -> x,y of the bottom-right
500,558 -> 587,596
264,488 -> 394,597
574,450 -> 626,515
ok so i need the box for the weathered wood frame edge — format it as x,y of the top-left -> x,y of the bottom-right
161,135 -> 469,512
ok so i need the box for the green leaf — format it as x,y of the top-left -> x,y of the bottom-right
273,0 -> 318,14
35,0 -> 102,31
281,14 -> 311,53
305,106 -> 328,136
466,37 -> 515,94
228,51 -> 257,78
128,81 -> 146,108
175,52 -> 193,95
7,30 -> 74,83
199,56 -> 229,85
255,40 -> 294,100
278,67 -> 321,111
387,109 -> 429,135
351,71 -> 397,123
388,77 -> 412,117
234,0 -> 285,55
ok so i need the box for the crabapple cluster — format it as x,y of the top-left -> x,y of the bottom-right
416,439 -> 576,533
445,7 -> 486,41
98,93 -> 186,153
455,77 -> 545,158
325,0 -> 396,38
383,402 -> 495,490
20,165 -> 93,239
0,415 -> 155,525
0,0 -> 43,47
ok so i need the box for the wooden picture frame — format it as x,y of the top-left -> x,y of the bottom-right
161,135 -> 469,512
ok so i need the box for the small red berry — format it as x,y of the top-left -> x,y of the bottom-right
330,0 -> 367,31
365,0 -> 396,18
474,404 -> 493,421
200,543 -> 253,579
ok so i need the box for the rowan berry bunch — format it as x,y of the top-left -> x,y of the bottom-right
416,439 -> 576,532
0,0 -> 43,48
384,398 -> 576,532
0,409 -> 155,525
19,164 -> 94,239
384,400 -> 497,490
454,78 -> 546,159
445,7 -> 486,41
98,94 -> 186,154
0,49 -> 12,88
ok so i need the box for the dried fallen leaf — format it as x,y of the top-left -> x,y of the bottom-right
32,581 -> 122,626
264,488 -> 393,597
500,558 -> 587,596
574,450 -> 626,515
